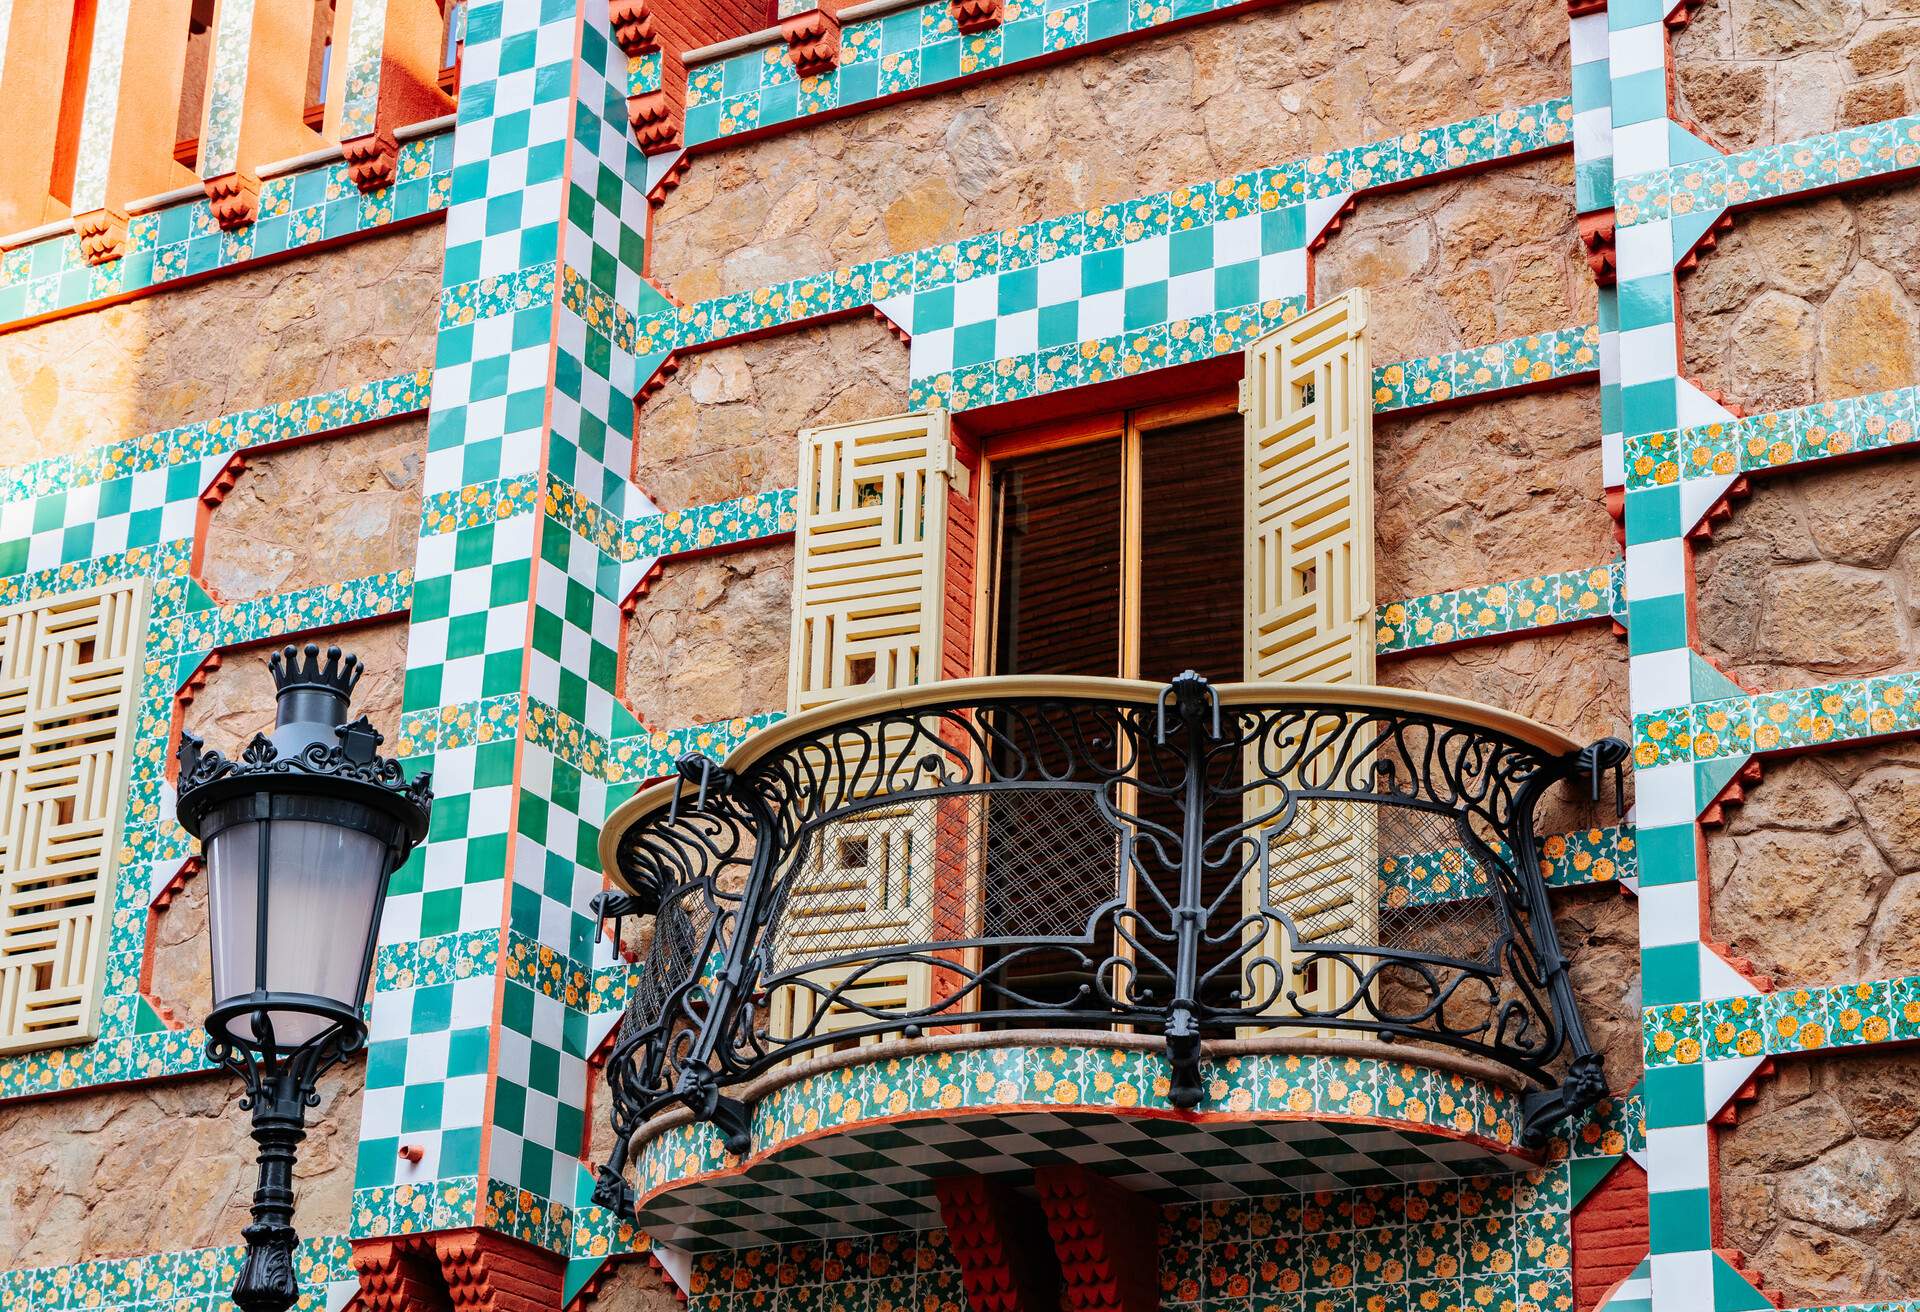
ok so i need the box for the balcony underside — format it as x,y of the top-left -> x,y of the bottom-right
629,1034 -> 1539,1250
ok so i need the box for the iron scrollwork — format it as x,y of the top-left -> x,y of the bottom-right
590,676 -> 1628,1214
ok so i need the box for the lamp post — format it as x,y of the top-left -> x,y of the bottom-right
175,644 -> 432,1312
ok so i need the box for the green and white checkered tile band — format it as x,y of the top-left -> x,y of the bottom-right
635,1112 -> 1534,1251
872,194 -> 1343,385
357,0 -> 681,1245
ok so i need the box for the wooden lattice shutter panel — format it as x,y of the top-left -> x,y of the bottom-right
777,412 -> 973,1043
0,579 -> 147,1053
788,411 -> 963,713
1236,292 -> 1379,1022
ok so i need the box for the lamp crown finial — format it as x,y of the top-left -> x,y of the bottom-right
268,643 -> 363,700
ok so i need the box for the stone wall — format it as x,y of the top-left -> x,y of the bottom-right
1680,180 -> 1919,414
1720,1050 -> 1920,1305
1708,742 -> 1920,986
1312,155 -> 1594,363
0,225 -> 441,468
635,316 -> 906,508
200,419 -> 426,599
577,1257 -> 684,1312
1696,451 -> 1920,689
622,545 -> 792,729
1674,0 -> 1920,151
648,0 -> 1571,304
1554,886 -> 1644,1093
0,1062 -> 361,1269
1374,385 -> 1611,601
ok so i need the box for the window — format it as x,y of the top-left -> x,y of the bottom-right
0,580 -> 146,1053
985,403 -> 1245,685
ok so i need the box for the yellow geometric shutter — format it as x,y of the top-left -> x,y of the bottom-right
1237,292 -> 1377,1020
777,412 -> 966,1039
0,579 -> 147,1053
788,411 -> 958,712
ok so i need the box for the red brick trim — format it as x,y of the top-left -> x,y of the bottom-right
1578,211 -> 1616,286
1034,1166 -> 1161,1312
1571,1159 -> 1647,1312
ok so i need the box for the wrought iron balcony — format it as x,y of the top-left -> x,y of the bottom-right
590,674 -> 1626,1215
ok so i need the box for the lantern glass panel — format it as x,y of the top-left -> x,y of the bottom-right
206,812 -> 388,1047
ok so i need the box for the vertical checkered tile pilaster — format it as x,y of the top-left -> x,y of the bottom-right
1597,3 -> 1764,1310
354,0 -> 672,1257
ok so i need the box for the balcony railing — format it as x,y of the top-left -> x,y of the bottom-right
590,675 -> 1627,1213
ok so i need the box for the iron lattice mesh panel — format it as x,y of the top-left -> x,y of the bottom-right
1373,804 -> 1501,966
627,887 -> 715,1042
980,788 -> 1123,940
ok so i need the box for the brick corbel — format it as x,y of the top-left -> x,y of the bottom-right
74,209 -> 131,265
1578,210 -> 1617,286
1034,1166 -> 1161,1312
934,1176 -> 1059,1312
352,1229 -> 566,1312
205,173 -> 263,230
950,0 -> 1006,32
780,6 -> 842,78
613,0 -> 685,152
343,130 -> 403,191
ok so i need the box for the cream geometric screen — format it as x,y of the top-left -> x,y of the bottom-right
778,412 -> 962,1040
1240,289 -> 1374,686
788,410 -> 959,712
1238,292 -> 1376,1020
0,580 -> 147,1053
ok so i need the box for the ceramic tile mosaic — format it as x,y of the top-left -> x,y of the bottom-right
0,133 -> 452,330
1633,672 -> 1920,767
1371,324 -> 1599,412
681,1230 -> 964,1312
339,0 -> 394,140
1380,824 -> 1638,910
66,0 -> 133,214
1622,384 -> 1920,495
645,99 -> 1573,419
1157,1169 -> 1575,1312
632,1046 -> 1541,1246
0,1234 -> 357,1312
0,366 -> 424,1105
1616,114 -> 1920,231
199,0 -> 261,179
1646,971 -> 1920,1068
1377,561 -> 1623,654
350,1178 -> 483,1238
356,0 -> 683,1254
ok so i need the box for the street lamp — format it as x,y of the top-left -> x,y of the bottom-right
176,644 -> 432,1312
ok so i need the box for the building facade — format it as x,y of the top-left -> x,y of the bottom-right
0,2 -> 1916,1312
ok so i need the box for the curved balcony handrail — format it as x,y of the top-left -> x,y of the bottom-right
589,674 -> 1627,1215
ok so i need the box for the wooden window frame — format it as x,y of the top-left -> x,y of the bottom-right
971,385 -> 1239,681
